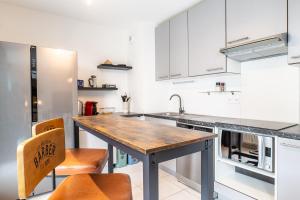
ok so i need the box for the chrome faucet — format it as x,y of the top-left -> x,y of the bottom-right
169,94 -> 185,115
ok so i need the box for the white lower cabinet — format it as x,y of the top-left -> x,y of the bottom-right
277,138 -> 300,200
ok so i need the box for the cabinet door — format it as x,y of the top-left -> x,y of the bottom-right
288,0 -> 300,64
277,138 -> 300,199
188,0 -> 226,76
227,0 -> 287,47
170,11 -> 188,79
155,21 -> 170,81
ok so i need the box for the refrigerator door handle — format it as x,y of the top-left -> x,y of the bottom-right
30,46 -> 38,123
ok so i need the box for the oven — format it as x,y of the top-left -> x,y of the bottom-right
218,129 -> 274,172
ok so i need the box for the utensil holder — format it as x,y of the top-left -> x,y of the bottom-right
123,102 -> 130,113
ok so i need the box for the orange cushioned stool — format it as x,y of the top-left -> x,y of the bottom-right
17,128 -> 132,200
32,118 -> 108,176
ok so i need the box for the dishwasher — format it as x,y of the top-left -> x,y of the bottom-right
176,122 -> 214,192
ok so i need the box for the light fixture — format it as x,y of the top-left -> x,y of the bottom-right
86,0 -> 93,6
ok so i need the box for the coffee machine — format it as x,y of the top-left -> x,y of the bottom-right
85,101 -> 98,116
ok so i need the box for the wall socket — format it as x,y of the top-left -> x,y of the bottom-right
228,96 -> 240,104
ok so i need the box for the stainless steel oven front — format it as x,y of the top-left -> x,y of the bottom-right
218,128 -> 274,172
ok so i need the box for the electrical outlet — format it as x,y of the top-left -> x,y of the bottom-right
228,97 -> 240,104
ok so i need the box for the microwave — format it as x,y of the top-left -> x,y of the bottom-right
218,129 -> 274,172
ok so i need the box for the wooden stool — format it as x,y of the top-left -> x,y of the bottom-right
17,128 -> 132,200
32,118 -> 108,176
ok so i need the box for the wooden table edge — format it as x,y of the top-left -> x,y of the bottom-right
73,117 -> 217,155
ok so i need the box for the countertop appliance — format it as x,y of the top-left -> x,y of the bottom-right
0,41 -> 77,199
218,129 -> 274,172
176,122 -> 214,192
85,101 -> 98,116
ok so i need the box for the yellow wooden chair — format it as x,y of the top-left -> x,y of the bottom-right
17,128 -> 132,200
32,118 -> 108,177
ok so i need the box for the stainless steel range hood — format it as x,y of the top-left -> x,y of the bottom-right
220,33 -> 288,62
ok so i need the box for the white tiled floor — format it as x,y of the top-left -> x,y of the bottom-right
31,162 -> 201,200
115,162 -> 201,200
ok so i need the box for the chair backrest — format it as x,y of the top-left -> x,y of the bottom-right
32,118 -> 64,136
17,128 -> 65,199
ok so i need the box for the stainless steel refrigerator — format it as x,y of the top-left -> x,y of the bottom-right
0,41 -> 77,199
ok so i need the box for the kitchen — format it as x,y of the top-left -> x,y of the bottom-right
0,0 -> 300,200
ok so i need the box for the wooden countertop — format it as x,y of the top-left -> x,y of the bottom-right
73,114 -> 217,154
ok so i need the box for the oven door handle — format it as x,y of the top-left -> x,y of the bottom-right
257,136 -> 265,169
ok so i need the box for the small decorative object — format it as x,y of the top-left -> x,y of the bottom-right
88,75 -> 97,88
102,84 -> 117,89
77,80 -> 84,88
121,93 -> 131,113
104,59 -> 112,65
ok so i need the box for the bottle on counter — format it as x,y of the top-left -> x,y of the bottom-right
215,82 -> 221,91
220,82 -> 225,92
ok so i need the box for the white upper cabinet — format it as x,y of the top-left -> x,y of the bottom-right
155,20 -> 170,81
170,11 -> 188,79
188,0 -> 227,76
288,0 -> 300,64
226,0 -> 287,47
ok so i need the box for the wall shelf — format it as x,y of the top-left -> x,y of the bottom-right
97,64 -> 132,70
199,91 -> 241,95
78,87 -> 118,91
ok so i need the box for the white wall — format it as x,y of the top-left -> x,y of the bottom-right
0,3 -> 130,148
240,56 -> 299,123
128,23 -> 300,123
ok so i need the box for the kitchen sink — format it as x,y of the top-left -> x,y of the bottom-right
158,112 -> 184,117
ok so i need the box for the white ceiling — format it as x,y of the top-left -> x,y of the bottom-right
0,0 -> 201,28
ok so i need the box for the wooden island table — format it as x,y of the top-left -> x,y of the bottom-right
73,114 -> 217,200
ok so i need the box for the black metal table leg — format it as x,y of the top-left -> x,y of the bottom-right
74,122 -> 79,148
201,139 -> 214,200
143,153 -> 159,200
108,144 -> 114,173
52,169 -> 56,191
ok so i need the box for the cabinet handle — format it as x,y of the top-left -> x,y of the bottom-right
206,67 -> 224,72
158,75 -> 168,79
227,37 -> 250,45
291,55 -> 300,59
280,143 -> 300,149
170,74 -> 182,77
